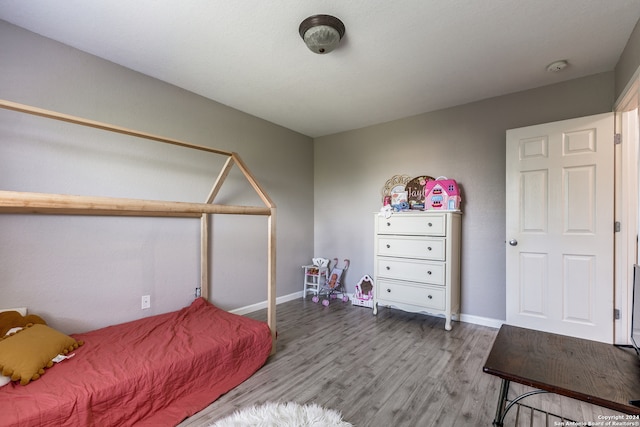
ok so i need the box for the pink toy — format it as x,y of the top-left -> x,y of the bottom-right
352,275 -> 374,308
424,177 -> 461,210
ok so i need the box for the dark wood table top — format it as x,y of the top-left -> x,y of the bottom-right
483,324 -> 640,414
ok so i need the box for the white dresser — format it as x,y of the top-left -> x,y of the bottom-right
373,211 -> 462,330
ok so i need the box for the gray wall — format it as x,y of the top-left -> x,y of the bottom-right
0,21 -> 315,333
616,17 -> 640,99
313,72 -> 615,322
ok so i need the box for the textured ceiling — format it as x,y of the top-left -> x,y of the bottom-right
1,0 -> 639,137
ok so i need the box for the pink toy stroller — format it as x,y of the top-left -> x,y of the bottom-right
312,258 -> 350,306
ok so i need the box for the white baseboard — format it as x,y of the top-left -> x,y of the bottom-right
229,291 -> 303,316
459,313 -> 504,329
230,292 -> 505,331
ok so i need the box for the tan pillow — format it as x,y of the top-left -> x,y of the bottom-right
0,324 -> 82,385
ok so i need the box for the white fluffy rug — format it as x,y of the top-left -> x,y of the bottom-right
209,402 -> 353,427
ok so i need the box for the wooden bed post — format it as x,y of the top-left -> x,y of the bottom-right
229,153 -> 278,354
200,214 -> 209,301
268,208 -> 277,354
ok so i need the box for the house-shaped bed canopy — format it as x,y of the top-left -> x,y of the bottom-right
0,99 -> 277,351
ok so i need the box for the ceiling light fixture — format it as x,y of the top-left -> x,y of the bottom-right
299,14 -> 345,54
546,60 -> 569,72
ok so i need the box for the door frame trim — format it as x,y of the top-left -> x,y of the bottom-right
614,66 -> 639,344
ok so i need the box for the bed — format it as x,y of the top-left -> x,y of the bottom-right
0,298 -> 272,426
0,100 -> 277,426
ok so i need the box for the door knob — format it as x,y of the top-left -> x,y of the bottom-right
509,239 -> 518,246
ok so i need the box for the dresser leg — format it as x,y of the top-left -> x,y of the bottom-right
445,316 -> 452,330
373,302 -> 378,315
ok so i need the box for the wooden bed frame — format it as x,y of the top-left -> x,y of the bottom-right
0,99 -> 277,353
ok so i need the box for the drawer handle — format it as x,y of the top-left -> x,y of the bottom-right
386,222 -> 391,227
427,246 -> 432,251
428,295 -> 433,299
386,288 -> 391,293
386,266 -> 391,270
428,222 -> 433,227
386,244 -> 391,249
427,271 -> 432,275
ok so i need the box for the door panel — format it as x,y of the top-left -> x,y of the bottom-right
564,166 -> 595,233
519,252 -> 547,317
506,113 -> 614,343
562,254 -> 594,323
521,170 -> 548,232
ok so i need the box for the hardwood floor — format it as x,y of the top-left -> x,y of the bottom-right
178,298 -> 626,426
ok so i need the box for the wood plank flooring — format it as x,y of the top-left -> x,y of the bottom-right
178,298 -> 627,426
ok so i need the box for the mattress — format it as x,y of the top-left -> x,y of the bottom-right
0,297 -> 272,427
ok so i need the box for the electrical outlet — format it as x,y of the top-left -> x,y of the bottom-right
141,295 -> 151,310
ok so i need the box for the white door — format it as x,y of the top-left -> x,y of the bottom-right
506,113 -> 615,343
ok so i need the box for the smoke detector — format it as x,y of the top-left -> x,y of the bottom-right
546,60 -> 569,72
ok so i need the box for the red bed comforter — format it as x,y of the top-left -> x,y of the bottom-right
0,297 -> 272,427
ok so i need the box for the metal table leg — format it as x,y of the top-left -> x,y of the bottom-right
492,378 -> 550,426
493,379 -> 510,426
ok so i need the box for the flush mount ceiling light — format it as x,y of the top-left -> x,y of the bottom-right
546,60 -> 569,72
299,14 -> 345,54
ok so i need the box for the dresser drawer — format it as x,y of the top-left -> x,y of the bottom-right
375,257 -> 445,285
377,279 -> 445,310
377,236 -> 445,261
377,214 -> 446,236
